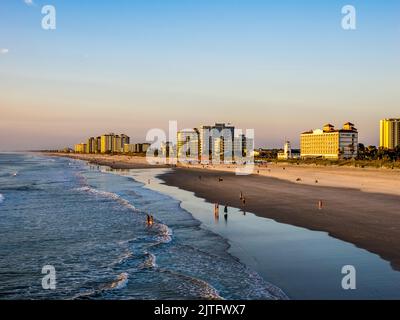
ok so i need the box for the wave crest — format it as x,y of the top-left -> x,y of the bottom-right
75,186 -> 137,212
107,272 -> 129,290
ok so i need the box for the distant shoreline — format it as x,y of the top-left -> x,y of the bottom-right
44,152 -> 170,170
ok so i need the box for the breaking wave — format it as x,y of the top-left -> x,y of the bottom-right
107,272 -> 129,290
160,269 -> 223,300
139,252 -> 158,269
75,186 -> 137,212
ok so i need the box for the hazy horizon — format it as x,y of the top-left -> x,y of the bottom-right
1,0 -> 399,151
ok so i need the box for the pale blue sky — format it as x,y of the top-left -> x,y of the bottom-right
0,0 -> 399,150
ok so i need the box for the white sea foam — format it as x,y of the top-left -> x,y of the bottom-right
108,272 -> 129,290
0,194 -> 4,204
154,223 -> 173,244
140,252 -> 158,269
75,186 -> 137,212
115,250 -> 134,265
71,272 -> 130,299
161,269 -> 223,300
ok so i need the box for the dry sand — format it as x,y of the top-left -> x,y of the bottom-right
179,162 -> 400,197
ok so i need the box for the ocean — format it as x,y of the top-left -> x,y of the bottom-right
0,153 -> 286,300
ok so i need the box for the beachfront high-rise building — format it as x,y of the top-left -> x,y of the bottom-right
199,123 -> 235,162
233,134 -> 253,158
123,144 -> 136,153
74,143 -> 87,154
380,119 -> 400,150
177,129 -> 200,161
121,134 -> 130,147
160,142 -> 172,157
112,135 -> 122,153
96,137 -> 102,153
199,125 -> 211,160
300,122 -> 358,160
123,143 -> 150,154
100,134 -> 114,153
75,133 -> 130,154
86,137 -> 96,154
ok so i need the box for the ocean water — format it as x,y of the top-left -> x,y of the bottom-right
0,153 -> 286,300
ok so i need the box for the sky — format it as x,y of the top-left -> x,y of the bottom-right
0,0 -> 399,150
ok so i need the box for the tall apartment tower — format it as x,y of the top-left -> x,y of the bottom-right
120,134 -> 130,148
177,129 -> 200,161
199,123 -> 235,162
380,119 -> 400,149
112,135 -> 122,153
101,134 -> 114,153
86,137 -> 96,154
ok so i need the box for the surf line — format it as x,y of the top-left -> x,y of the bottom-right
154,304 -> 188,318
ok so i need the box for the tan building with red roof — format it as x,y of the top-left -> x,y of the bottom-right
300,122 -> 358,160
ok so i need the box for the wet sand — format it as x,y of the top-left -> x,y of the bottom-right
158,167 -> 400,271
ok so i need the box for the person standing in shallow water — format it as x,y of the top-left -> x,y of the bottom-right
147,214 -> 154,226
224,205 -> 228,222
214,203 -> 220,217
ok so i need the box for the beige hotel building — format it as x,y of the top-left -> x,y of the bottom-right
300,122 -> 358,160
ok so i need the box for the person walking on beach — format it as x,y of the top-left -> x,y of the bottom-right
240,191 -> 243,201
214,203 -> 220,217
318,200 -> 323,210
224,205 -> 228,214
214,203 -> 220,222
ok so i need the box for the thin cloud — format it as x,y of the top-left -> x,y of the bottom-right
24,0 -> 35,6
1,48 -> 9,54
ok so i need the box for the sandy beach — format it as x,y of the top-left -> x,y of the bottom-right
176,162 -> 400,197
48,153 -> 170,170
49,153 -> 400,271
159,167 -> 400,272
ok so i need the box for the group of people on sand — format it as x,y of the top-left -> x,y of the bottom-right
146,214 -> 155,226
